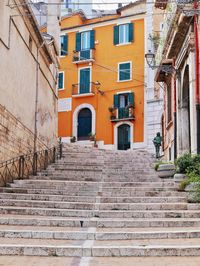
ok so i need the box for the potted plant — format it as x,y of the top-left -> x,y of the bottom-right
155,161 -> 176,178
108,106 -> 116,120
70,136 -> 76,143
88,133 -> 96,141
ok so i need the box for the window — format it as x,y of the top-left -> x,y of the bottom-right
119,24 -> 129,44
114,93 -> 134,109
58,72 -> 64,90
167,81 -> 172,123
114,23 -> 134,45
76,30 -> 95,52
118,62 -> 132,81
65,0 -> 72,8
60,35 -> 68,56
81,31 -> 90,50
113,92 -> 134,119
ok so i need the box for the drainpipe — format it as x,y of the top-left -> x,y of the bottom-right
194,0 -> 200,154
173,59 -> 177,159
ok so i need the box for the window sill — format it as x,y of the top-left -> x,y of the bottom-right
72,92 -> 95,98
58,88 -> 65,91
117,79 -> 132,83
116,42 -> 132,47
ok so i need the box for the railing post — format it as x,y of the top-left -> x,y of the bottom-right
44,150 -> 48,170
53,147 -> 56,163
59,138 -> 62,159
18,156 -> 24,179
33,152 -> 38,176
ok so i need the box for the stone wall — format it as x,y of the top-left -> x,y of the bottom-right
0,105 -> 47,162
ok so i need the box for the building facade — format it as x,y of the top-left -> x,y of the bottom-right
0,0 -> 60,161
57,1 -> 162,151
155,0 -> 199,160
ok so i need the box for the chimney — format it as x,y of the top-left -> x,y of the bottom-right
118,3 -> 122,8
47,0 -> 61,49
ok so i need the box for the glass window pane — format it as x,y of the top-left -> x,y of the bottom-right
81,31 -> 90,50
119,63 -> 131,81
119,24 -> 129,44
58,73 -> 64,89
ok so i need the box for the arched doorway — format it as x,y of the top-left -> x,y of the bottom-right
77,108 -> 92,141
118,124 -> 131,150
181,65 -> 191,153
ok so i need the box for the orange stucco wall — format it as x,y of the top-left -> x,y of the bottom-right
58,14 -> 145,146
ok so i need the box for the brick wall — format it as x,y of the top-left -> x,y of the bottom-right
0,105 -> 47,162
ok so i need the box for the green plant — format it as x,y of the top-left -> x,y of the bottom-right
175,153 -> 193,174
178,178 -> 191,192
70,136 -> 76,143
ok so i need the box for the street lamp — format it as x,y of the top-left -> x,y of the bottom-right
94,81 -> 104,95
145,50 -> 176,74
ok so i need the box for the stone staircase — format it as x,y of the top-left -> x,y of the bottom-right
0,144 -> 199,258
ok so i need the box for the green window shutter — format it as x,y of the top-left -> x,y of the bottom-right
61,35 -> 68,56
90,30 -> 95,49
76,32 -> 81,51
114,25 -> 119,45
128,92 -> 134,106
129,23 -> 134,42
119,63 -> 131,81
114,94 -> 119,108
58,72 -> 64,89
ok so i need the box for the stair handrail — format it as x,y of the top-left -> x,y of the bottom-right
0,140 -> 63,186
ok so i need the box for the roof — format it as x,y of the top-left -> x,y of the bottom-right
117,0 -> 146,13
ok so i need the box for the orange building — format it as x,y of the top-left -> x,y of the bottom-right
58,3 -> 147,150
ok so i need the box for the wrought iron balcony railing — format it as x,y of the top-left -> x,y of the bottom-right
73,49 -> 94,64
0,141 -> 62,186
110,107 -> 135,122
72,82 -> 95,96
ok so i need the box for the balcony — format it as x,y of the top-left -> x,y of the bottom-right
72,82 -> 95,97
73,50 -> 94,64
110,107 -> 135,122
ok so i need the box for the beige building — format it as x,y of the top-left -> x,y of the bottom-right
155,1 -> 199,160
0,0 -> 61,161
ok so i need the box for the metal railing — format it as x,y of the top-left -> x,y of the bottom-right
0,141 -> 63,186
73,49 -> 94,63
72,82 -> 95,96
110,107 -> 135,121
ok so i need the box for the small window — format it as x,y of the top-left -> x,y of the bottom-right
58,72 -> 64,90
60,35 -> 68,56
114,23 -> 134,45
118,62 -> 131,81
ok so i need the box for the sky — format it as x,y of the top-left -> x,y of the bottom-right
93,0 -> 131,10
32,0 -> 132,10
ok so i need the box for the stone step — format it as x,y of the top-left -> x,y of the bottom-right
11,180 -> 175,188
0,199 -> 189,211
0,238 -> 200,257
1,214 -> 200,228
0,188 -> 99,196
0,193 -> 96,203
0,206 -> 199,218
0,193 -> 187,203
0,225 -> 200,240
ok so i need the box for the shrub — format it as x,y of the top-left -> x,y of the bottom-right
175,153 -> 193,174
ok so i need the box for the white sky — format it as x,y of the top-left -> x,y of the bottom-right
94,0 -> 131,10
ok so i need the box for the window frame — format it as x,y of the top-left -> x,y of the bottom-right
58,71 -> 65,91
118,61 -> 132,82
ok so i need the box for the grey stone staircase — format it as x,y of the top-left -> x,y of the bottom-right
0,144 -> 200,258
